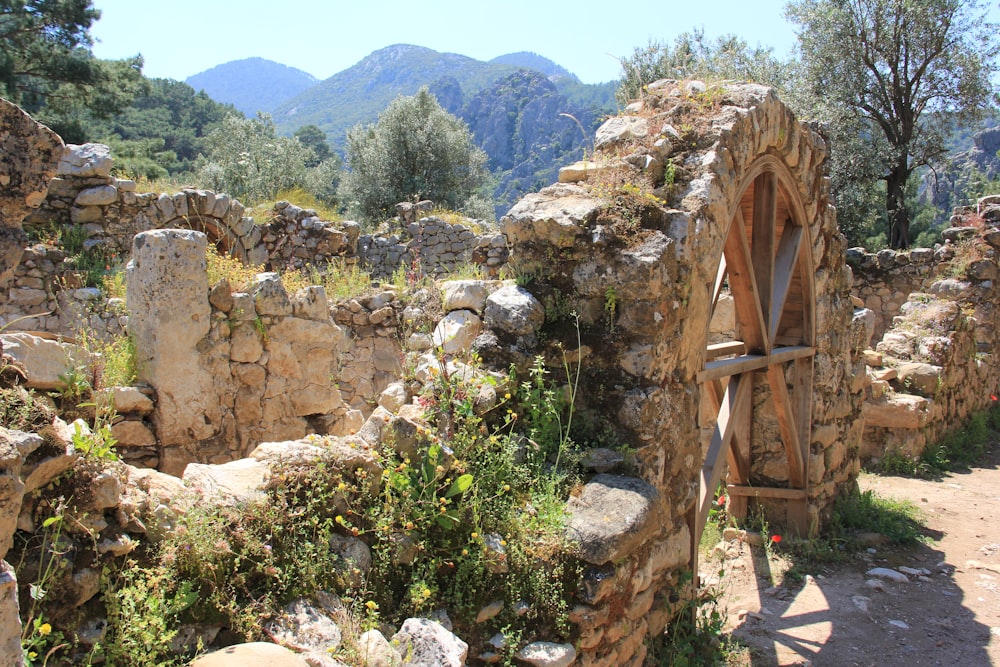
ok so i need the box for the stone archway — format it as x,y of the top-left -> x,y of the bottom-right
501,80 -> 866,664
140,190 -> 266,265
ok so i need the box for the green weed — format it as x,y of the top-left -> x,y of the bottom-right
831,488 -> 925,546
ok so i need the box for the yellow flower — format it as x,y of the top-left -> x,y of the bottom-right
365,600 -> 379,611
38,623 -> 51,636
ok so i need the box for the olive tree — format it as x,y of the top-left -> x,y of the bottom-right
617,29 -> 791,104
787,0 -> 998,248
339,87 -> 490,223
197,113 -> 340,205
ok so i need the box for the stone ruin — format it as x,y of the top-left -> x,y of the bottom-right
1,79 -> 999,665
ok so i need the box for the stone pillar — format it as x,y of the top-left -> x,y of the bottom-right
127,230 -> 219,474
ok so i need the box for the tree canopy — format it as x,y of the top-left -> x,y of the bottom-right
0,0 -> 145,140
787,0 -> 998,248
339,87 -> 490,224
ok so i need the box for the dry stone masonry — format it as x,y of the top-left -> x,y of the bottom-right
2,79 -> 1000,666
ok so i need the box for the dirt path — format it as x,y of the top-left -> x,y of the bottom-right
709,440 -> 1000,666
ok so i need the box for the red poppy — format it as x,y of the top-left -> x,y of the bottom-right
717,495 -> 727,506
770,534 -> 782,544
992,395 -> 998,402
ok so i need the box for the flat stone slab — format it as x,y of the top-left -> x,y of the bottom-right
565,474 -> 661,565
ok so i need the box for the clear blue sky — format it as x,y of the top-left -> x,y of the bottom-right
90,0 -> 803,85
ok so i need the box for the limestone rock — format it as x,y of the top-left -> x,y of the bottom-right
250,439 -> 326,467
293,285 -> 331,321
111,420 -> 156,447
0,99 -> 64,287
432,309 -> 482,354
594,116 -> 648,150
390,617 -> 468,667
183,459 -> 269,505
862,394 -> 930,429
558,160 -> 613,183
74,184 -> 118,206
513,641 -> 577,667
56,143 -> 112,178
329,534 -> 372,588
356,629 -> 401,667
127,230 -> 217,450
0,333 -> 90,391
20,422 -> 75,495
0,562 -> 21,666
189,642 -> 309,667
440,280 -> 490,313
501,184 -> 599,248
0,428 -> 39,560
251,272 -> 293,317
565,474 -> 662,565
894,362 -> 943,396
377,382 -> 408,413
483,286 -> 544,337
265,597 -> 342,654
96,386 -> 154,415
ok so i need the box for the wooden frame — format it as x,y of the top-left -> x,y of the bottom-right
691,159 -> 817,574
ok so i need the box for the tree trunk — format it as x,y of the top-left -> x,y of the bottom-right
886,161 -> 910,250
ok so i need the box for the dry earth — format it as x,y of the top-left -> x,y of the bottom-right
708,440 -> 1000,667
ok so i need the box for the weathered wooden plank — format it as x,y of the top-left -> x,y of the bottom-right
752,171 -> 777,340
697,346 -> 813,382
726,485 -> 807,499
724,211 -> 768,353
769,222 -> 803,341
698,375 -> 751,540
706,340 -> 746,360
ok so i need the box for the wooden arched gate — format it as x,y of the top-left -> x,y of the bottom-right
691,156 -> 816,561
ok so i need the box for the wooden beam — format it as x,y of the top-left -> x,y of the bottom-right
752,172 -> 777,341
770,345 -> 815,365
726,485 -> 807,500
698,375 -> 751,535
724,211 -> 768,353
706,341 -> 745,360
769,223 -> 803,342
766,364 -> 806,488
705,379 -> 751,485
697,345 -> 813,382
730,383 -> 751,519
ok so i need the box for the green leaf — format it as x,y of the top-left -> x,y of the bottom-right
42,516 -> 61,528
445,473 -> 474,498
435,511 -> 460,530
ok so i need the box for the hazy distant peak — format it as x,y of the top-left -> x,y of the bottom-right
186,58 -> 318,116
490,51 -> 580,83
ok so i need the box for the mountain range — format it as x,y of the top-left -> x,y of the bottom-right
186,45 -> 618,216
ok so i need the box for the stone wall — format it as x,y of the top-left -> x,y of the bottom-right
2,145 -> 509,339
857,211 -> 1000,465
0,99 -> 63,290
126,229 -> 373,475
358,217 -> 508,280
